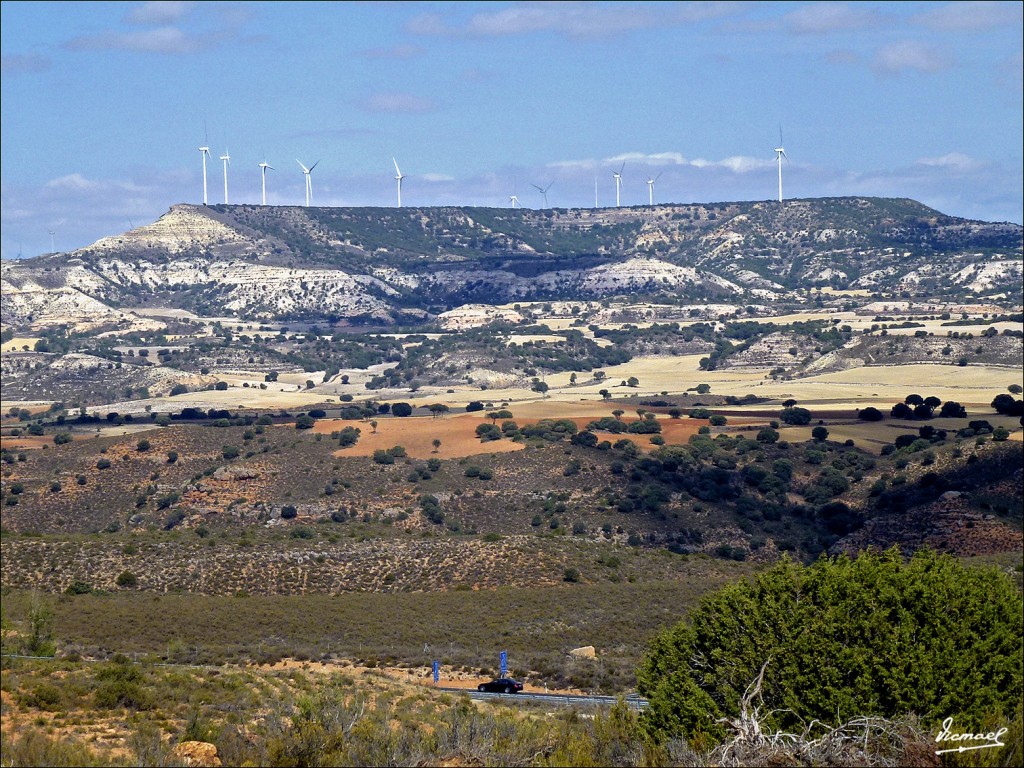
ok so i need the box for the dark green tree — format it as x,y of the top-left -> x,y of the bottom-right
638,548 -> 1023,745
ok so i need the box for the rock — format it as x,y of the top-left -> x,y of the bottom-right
569,645 -> 597,659
941,491 -> 962,500
172,741 -> 221,767
212,466 -> 260,481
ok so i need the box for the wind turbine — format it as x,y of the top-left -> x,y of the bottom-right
259,160 -> 274,205
393,158 -> 406,207
646,171 -> 663,206
774,128 -> 788,204
509,183 -> 521,209
220,149 -> 231,204
612,162 -> 626,207
198,145 -> 211,204
297,159 -> 319,207
531,182 -> 553,208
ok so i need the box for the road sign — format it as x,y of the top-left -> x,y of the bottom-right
432,660 -> 439,684
500,650 -> 507,677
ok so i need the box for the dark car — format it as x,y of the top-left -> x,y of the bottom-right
478,677 -> 524,694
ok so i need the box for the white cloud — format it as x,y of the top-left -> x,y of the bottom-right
408,1 -> 739,39
783,2 -> 882,34
420,173 -> 456,183
826,49 -> 860,65
359,92 -> 436,114
604,152 -> 689,166
1,53 -> 51,74
872,40 -> 952,75
547,158 -> 598,171
690,156 -> 775,173
65,26 -> 202,54
126,1 -> 195,26
915,1 -> 1023,31
916,153 -> 984,172
358,43 -> 424,60
46,174 -> 102,192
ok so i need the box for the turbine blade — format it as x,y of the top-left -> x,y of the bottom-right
309,160 -> 320,172
297,159 -> 309,172
393,157 -> 402,175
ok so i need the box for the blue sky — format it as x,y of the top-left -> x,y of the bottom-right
2,1 -> 1021,258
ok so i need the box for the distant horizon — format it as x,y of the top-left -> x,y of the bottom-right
3,2 -> 1021,257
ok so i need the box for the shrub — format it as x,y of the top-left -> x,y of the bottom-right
53,432 -> 72,445
222,445 -> 240,460
391,402 -> 413,417
337,426 -> 361,447
372,449 -> 395,465
96,458 -> 112,470
166,450 -> 178,464
779,407 -> 812,425
563,568 -> 581,583
295,414 -> 316,429
115,571 -> 138,588
136,439 -> 151,452
858,407 -> 884,422
280,505 -> 298,520
638,548 -> 1024,743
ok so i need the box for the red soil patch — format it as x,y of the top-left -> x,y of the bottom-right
314,412 -> 769,459
320,414 -> 526,460
0,433 -> 93,451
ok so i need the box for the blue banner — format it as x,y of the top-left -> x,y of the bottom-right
432,660 -> 440,683
500,650 -> 508,677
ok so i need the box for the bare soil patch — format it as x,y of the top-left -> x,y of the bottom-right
321,414 -> 526,460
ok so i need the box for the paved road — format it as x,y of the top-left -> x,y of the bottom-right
437,687 -> 649,710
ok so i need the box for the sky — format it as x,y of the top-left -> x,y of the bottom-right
1,1 -> 1022,259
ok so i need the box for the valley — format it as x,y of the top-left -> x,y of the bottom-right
1,197 -> 1021,766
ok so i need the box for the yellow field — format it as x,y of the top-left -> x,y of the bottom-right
2,337 -> 39,352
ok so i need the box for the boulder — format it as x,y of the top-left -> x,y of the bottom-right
172,741 -> 221,767
569,645 -> 597,659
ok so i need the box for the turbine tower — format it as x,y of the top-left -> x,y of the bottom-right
198,145 -> 211,204
531,182 -> 552,208
774,128 -> 787,204
509,178 -> 521,208
393,158 -> 406,207
297,159 -> 319,207
48,229 -> 55,252
220,149 -> 231,204
646,171 -> 663,206
259,160 -> 274,205
612,162 -> 625,207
